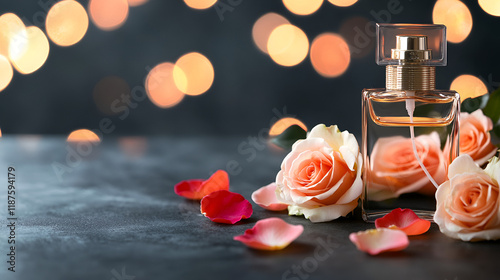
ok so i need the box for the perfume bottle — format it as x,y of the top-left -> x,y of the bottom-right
362,24 -> 460,222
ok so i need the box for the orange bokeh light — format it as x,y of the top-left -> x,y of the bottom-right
93,76 -> 131,115
252,13 -> 290,54
0,13 -> 27,61
183,0 -> 217,10
479,0 -> 500,17
450,74 -> 488,102
0,55 -> 13,92
119,137 -> 148,157
128,0 -> 149,7
432,0 -> 472,43
10,26 -> 50,75
269,118 -> 308,136
146,62 -> 185,108
282,0 -> 323,16
267,24 -> 309,67
46,0 -> 89,47
67,129 -> 101,142
310,33 -> 350,78
173,52 -> 214,96
327,0 -> 358,7
89,0 -> 129,31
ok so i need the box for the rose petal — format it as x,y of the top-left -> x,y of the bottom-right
349,228 -> 409,255
233,218 -> 303,250
375,208 -> 431,236
174,170 -> 229,200
174,179 -> 204,199
201,190 -> 253,224
251,183 -> 288,211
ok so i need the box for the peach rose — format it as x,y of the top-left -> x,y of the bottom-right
459,109 -> 497,166
435,154 -> 500,241
275,124 -> 362,223
367,132 -> 446,201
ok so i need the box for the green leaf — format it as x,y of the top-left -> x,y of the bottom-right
491,123 -> 500,147
270,124 -> 307,150
461,94 -> 489,113
482,88 -> 500,124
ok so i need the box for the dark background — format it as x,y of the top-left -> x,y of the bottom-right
0,0 -> 498,137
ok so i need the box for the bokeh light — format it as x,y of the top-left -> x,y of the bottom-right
450,74 -> 488,102
310,33 -> 350,78
267,24 -> 309,67
282,0 -> 323,16
327,0 -> 358,7
128,0 -> 149,7
183,0 -> 217,10
46,0 -> 89,47
89,0 -> 129,31
10,26 -> 50,75
252,13 -> 290,54
146,62 -> 185,108
119,137 -> 148,157
17,135 -> 42,154
432,0 -> 472,43
0,55 -> 13,92
0,13 -> 27,61
339,16 -> 374,59
269,118 -> 308,136
173,52 -> 214,96
67,129 -> 101,142
479,0 -> 500,17
93,76 -> 131,115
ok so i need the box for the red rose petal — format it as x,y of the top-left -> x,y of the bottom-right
234,218 -> 303,250
375,208 -> 431,236
201,190 -> 253,224
251,183 -> 288,211
174,170 -> 229,200
349,228 -> 409,255
174,179 -> 205,199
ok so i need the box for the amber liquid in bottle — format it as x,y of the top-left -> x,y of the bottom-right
361,89 -> 460,222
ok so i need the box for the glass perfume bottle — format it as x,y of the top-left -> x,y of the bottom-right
362,24 -> 460,222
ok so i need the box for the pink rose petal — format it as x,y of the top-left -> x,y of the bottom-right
201,190 -> 253,224
375,208 -> 431,236
233,218 -> 304,250
174,170 -> 229,200
251,183 -> 288,211
349,228 -> 409,255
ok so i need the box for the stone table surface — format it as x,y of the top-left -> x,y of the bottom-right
0,136 -> 499,280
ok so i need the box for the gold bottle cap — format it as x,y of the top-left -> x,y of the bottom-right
386,35 -> 435,90
391,35 -> 432,62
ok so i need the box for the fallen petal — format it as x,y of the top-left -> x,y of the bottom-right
201,190 -> 253,224
174,170 -> 229,200
349,228 -> 409,255
251,183 -> 288,211
234,218 -> 303,250
174,179 -> 205,199
375,208 -> 431,236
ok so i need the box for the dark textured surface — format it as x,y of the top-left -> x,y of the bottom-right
0,136 -> 499,280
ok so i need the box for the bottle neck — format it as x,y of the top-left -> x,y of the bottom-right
385,65 -> 435,91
